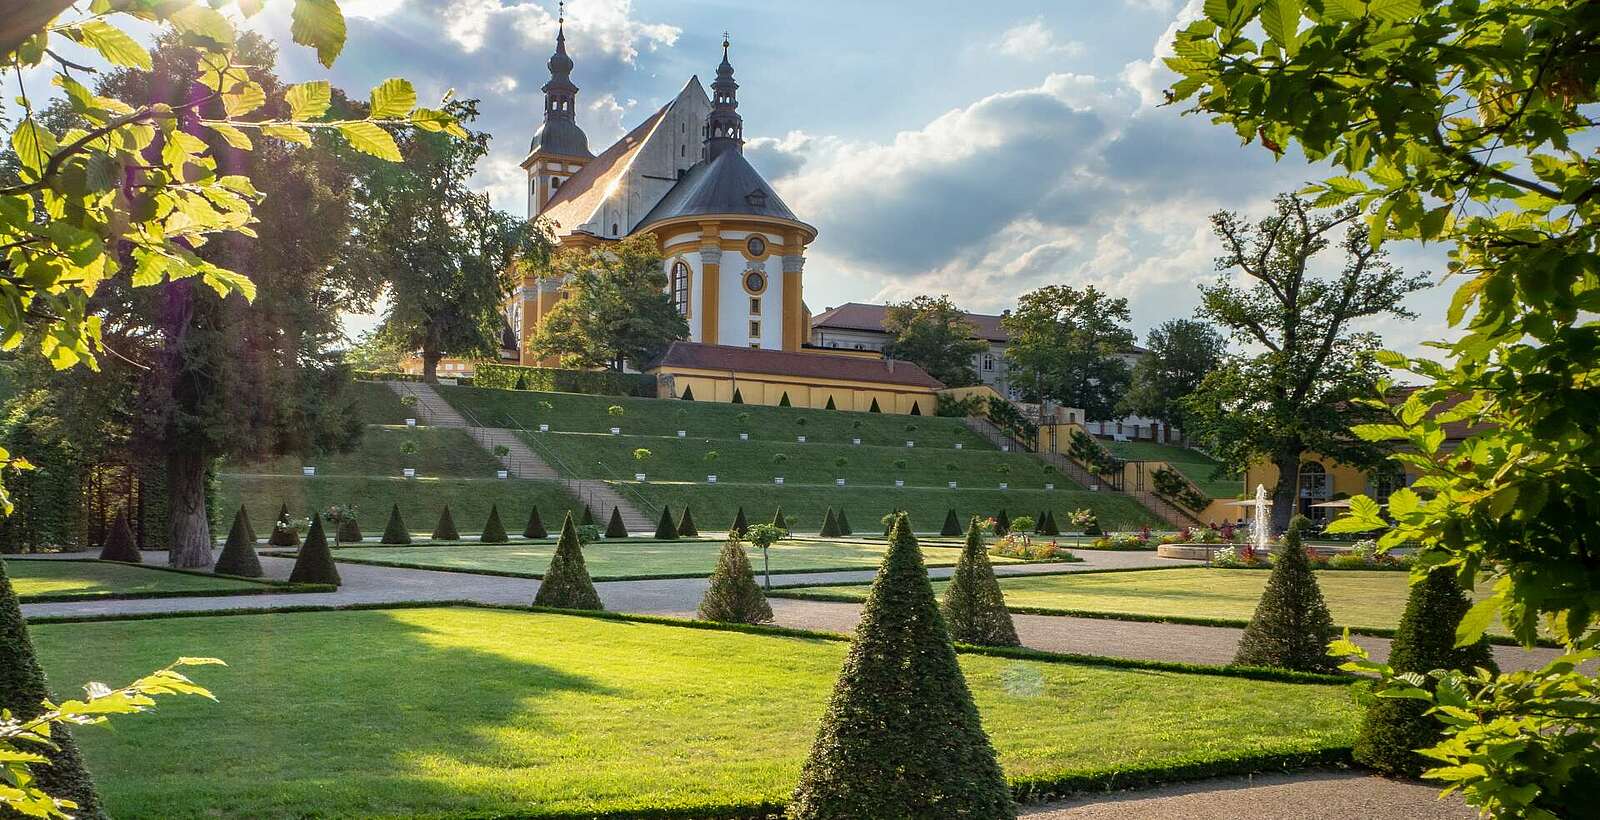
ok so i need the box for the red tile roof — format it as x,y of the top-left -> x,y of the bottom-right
648,342 -> 945,389
810,302 -> 1010,342
540,102 -> 671,236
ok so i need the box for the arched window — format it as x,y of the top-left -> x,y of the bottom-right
1298,461 -> 1330,499
669,261 -> 690,316
1370,468 -> 1407,503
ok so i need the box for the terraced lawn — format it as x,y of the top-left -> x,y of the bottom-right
215,475 -> 582,539
5,559 -> 275,602
1104,440 -> 1240,500
31,607 -> 1358,819
229,426 -> 504,479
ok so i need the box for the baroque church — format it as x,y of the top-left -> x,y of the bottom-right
503,17 -> 946,415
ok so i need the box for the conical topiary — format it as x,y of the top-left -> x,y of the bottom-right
237,504 -> 257,545
941,518 -> 1019,647
677,506 -> 699,537
730,506 -> 749,538
381,503 -> 411,545
697,538 -> 773,624
1353,567 -> 1498,776
883,509 -> 899,536
523,506 -> 548,539
98,511 -> 141,563
819,507 -> 841,538
605,506 -> 629,539
1233,516 -> 1335,672
214,508 -> 264,577
534,513 -> 603,610
1034,510 -> 1048,534
0,559 -> 105,818
994,508 -> 1011,536
480,504 -> 508,544
789,514 -> 1012,818
336,515 -> 362,544
1040,510 -> 1060,537
654,505 -> 678,540
940,508 -> 962,537
432,505 -> 459,541
288,514 -> 341,586
581,504 -> 596,526
268,502 -> 300,547
836,508 -> 852,536
771,505 -> 788,531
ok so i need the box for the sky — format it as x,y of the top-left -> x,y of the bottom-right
19,0 -> 1461,354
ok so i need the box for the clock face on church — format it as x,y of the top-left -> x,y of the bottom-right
743,270 -> 766,294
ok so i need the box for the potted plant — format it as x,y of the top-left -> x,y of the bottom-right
633,448 -> 652,481
493,444 -> 510,478
705,450 -> 718,483
399,394 -> 418,426
400,439 -> 419,478
741,522 -> 787,590
325,503 -> 360,547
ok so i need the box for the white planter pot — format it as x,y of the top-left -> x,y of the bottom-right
677,430 -> 686,437
954,442 -> 962,449
739,432 -> 749,440
403,468 -> 416,478
998,482 -> 1008,490
405,418 -> 417,427
707,475 -> 717,484
948,481 -> 958,489
851,437 -> 861,445
1002,444 -> 1011,452
496,470 -> 508,479
774,477 -> 784,485
1089,484 -> 1100,492
610,427 -> 621,435
438,377 -> 458,386
835,478 -> 845,486
796,435 -> 806,443
538,423 -> 549,432
634,473 -> 646,482
1045,483 -> 1055,491
302,466 -> 316,476
905,441 -> 915,448
895,479 -> 904,487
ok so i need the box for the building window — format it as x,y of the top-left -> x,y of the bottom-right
611,223 -> 620,235
982,353 -> 994,371
853,343 -> 864,350
1371,469 -> 1407,503
1298,462 -> 1331,499
749,297 -> 761,315
743,270 -> 766,294
670,261 -> 690,316
749,320 -> 761,338
550,176 -> 561,190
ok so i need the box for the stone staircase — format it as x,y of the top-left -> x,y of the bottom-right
383,381 -> 655,532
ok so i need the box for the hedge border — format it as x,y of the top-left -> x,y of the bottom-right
7,558 -> 336,603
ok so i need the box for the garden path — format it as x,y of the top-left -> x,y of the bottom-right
1019,769 -> 1472,819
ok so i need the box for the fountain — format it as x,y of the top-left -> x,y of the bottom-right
1250,483 -> 1270,559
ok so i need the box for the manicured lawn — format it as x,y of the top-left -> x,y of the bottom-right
5,559 -> 272,602
780,567 -> 1482,632
227,426 -> 504,479
321,537 -> 1036,579
214,475 -> 582,539
1103,440 -> 1239,499
31,607 -> 1358,819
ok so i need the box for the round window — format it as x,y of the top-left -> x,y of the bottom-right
743,270 -> 766,293
746,235 -> 767,257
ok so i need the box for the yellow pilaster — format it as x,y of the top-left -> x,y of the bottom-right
700,222 -> 721,345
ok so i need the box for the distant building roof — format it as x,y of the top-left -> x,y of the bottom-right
810,302 -> 1010,343
528,118 -> 592,159
539,101 -> 672,236
648,342 -> 945,389
635,149 -> 807,232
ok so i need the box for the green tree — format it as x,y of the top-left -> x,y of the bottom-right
1233,517 -> 1334,672
1183,193 -> 1427,531
529,232 -> 688,371
381,503 -> 411,545
1118,318 -> 1225,434
534,513 -> 603,610
743,522 -> 787,591
941,519 -> 1020,647
1001,284 -> 1134,420
343,328 -> 408,372
214,508 -> 263,578
881,295 -> 987,387
287,514 -> 340,586
697,538 -> 772,624
789,514 -> 1013,819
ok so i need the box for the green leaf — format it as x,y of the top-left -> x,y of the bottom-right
1260,0 -> 1301,53
261,123 -> 312,146
284,81 -> 332,121
168,5 -> 235,46
203,122 -> 253,150
10,120 -> 56,177
336,121 -> 401,161
369,78 -> 416,119
1366,0 -> 1421,22
1455,593 -> 1501,647
1386,487 -> 1420,518
76,20 -> 151,69
291,0 -> 347,68
222,83 -> 266,118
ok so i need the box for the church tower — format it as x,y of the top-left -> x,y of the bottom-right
521,3 -> 593,219
704,36 -> 743,161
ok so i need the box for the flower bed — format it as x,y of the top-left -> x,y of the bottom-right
988,534 -> 1080,562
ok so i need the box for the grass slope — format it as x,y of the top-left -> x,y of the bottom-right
33,607 -> 1357,819
1104,440 -> 1240,500
349,380 -> 414,425
227,427 -> 504,479
5,559 -> 271,602
215,476 -> 581,539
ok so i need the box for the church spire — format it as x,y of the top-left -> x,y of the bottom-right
530,0 -> 591,159
704,33 -> 743,161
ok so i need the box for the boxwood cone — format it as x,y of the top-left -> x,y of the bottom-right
697,538 -> 773,624
730,506 -> 749,538
98,511 -> 141,563
238,504 -> 256,544
605,507 -> 629,539
789,514 -> 1013,819
654,505 -> 678,540
523,506 -> 548,539
994,509 -> 1011,537
819,507 -> 841,538
480,504 -> 508,544
534,513 -> 604,610
676,506 -> 699,537
940,508 -> 962,537
268,502 -> 300,547
941,518 -> 1020,647
1233,516 -> 1336,672
0,559 -> 106,818
581,504 -> 596,526
432,505 -> 460,541
1040,510 -> 1060,536
1034,510 -> 1048,534
836,508 -> 852,536
381,503 -> 412,545
1353,567 -> 1498,776
771,505 -> 787,531
288,515 -> 341,586
214,508 -> 264,577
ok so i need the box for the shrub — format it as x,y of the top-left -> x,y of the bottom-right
1009,515 -> 1035,534
942,518 -> 1020,647
492,444 -> 511,459
523,506 -> 548,539
605,507 -> 629,539
894,458 -> 908,470
533,514 -> 604,610
1067,429 -> 1121,476
632,448 -> 651,462
471,363 -> 655,396
704,450 -> 719,462
607,404 -> 625,417
676,506 -> 699,537
1353,567 -> 1498,776
98,511 -> 140,563
1088,534 -> 1152,551
268,502 -> 300,547
432,505 -> 460,541
836,508 -> 853,536
697,538 -> 773,624
1152,465 -> 1210,511
236,504 -> 257,545
288,515 -> 341,586
730,506 -> 749,538
1034,510 -> 1048,534
819,507 -> 841,538
654,506 -> 678,540
214,509 -> 263,578
1233,516 -> 1336,672
771,505 -> 788,532
381,504 -> 412,545
993,509 -> 1010,536
834,456 -> 848,468
772,453 -> 788,465
789,513 -> 1012,819
580,504 -> 595,526
576,523 -> 602,544
0,559 -> 104,817
1069,508 -> 1101,536
940,508 -> 962,537
335,516 -> 362,545
480,504 -> 508,544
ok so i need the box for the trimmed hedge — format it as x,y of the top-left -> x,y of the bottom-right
605,507 -> 629,539
819,507 -> 841,538
481,504 -> 509,544
268,502 -> 300,547
474,363 -> 656,397
1234,517 -> 1336,673
836,508 -> 852,536
730,506 -> 749,538
335,516 -> 362,544
288,515 -> 342,587
941,519 -> 1019,647
432,505 -> 459,541
98,511 -> 141,563
940,508 -> 962,537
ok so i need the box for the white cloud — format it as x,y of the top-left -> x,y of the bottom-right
341,0 -> 406,20
490,75 -> 518,93
1121,0 -> 1204,108
995,17 -> 1084,60
444,0 -> 679,61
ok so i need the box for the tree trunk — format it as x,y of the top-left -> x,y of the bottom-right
167,448 -> 214,569
421,349 -> 440,384
1270,449 -> 1300,534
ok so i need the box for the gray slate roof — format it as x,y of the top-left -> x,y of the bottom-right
529,118 -> 593,159
635,150 -> 805,231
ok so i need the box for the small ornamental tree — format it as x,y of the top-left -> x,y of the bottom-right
819,507 -> 841,538
697,538 -> 773,624
381,504 -> 412,545
771,505 -> 788,532
1353,568 -> 1498,777
268,503 -> 300,547
533,514 -> 603,610
730,506 -> 749,538
214,509 -> 264,578
288,515 -> 341,587
432,505 -> 459,541
523,506 -> 548,539
940,508 -> 962,537
942,518 -> 1020,647
98,512 -> 141,563
677,506 -> 699,537
605,507 -> 629,539
581,504 -> 596,526
1233,516 -> 1335,672
480,504 -> 508,544
836,508 -> 852,536
790,514 -> 1012,819
0,559 -> 104,818
654,506 -> 678,540
994,509 -> 1011,537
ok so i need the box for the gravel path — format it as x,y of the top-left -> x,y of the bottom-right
1020,769 -> 1472,819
